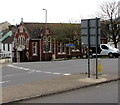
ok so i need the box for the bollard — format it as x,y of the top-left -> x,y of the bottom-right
52,54 -> 55,61
98,58 -> 102,75
91,58 -> 102,75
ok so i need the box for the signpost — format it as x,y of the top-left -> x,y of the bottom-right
81,18 -> 100,79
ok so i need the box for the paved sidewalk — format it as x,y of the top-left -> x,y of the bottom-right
1,73 -> 120,103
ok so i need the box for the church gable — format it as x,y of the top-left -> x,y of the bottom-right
15,22 -> 30,51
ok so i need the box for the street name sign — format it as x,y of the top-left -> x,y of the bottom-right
66,44 -> 74,47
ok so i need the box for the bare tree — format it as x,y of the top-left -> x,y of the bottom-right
100,1 -> 120,48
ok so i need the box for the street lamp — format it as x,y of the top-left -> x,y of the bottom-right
43,8 -> 47,61
43,8 -> 47,30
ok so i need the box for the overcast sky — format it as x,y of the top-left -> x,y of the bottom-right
0,0 -> 119,25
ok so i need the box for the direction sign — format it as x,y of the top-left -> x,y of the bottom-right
81,18 -> 101,79
81,18 -> 100,46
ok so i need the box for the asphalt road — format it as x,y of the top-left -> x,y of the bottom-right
15,81 -> 119,103
1,58 -> 118,87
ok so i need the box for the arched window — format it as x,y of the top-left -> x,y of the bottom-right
58,42 -> 66,54
32,42 -> 37,56
18,37 -> 21,45
20,36 -> 23,45
22,36 -> 25,45
43,36 -> 52,53
48,36 -> 51,52
18,35 -> 26,45
26,39 -> 29,49
43,36 -> 46,52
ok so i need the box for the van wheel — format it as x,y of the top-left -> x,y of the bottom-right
108,53 -> 113,58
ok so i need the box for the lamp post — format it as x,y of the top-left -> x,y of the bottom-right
43,8 -> 47,61
43,8 -> 47,30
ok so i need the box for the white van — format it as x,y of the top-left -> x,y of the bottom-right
100,44 -> 120,58
91,44 -> 120,58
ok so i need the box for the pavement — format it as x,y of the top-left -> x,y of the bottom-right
1,73 -> 120,103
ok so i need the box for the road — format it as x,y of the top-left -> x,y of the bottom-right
15,81 -> 119,103
1,58 -> 118,87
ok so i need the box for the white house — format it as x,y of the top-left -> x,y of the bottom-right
0,22 -> 15,62
0,32 -> 14,62
0,35 -> 14,62
0,21 -> 11,53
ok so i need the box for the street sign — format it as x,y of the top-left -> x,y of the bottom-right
81,18 -> 100,46
81,18 -> 101,79
66,44 -> 74,47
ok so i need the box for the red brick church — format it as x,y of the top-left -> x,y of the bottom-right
13,20 -> 81,62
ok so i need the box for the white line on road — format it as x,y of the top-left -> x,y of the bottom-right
7,65 -> 71,76
2,71 -> 33,77
63,74 -> 71,76
53,73 -> 61,75
0,81 -> 10,84
42,71 -> 52,74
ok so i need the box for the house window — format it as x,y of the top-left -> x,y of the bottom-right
3,44 -> 5,51
8,44 -> 10,51
43,36 -> 51,53
58,43 -> 66,54
32,42 -> 37,56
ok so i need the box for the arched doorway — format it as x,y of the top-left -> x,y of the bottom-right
17,45 -> 27,62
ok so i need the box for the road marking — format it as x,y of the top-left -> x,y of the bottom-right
7,65 -> 71,76
23,68 -> 30,71
3,73 -> 17,77
35,70 -> 42,73
42,71 -> 52,74
0,81 -> 10,84
63,74 -> 71,76
2,71 -> 33,77
53,73 -> 61,75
